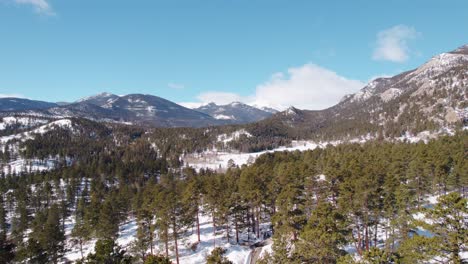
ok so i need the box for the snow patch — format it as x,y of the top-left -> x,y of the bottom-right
380,88 -> 402,102
0,116 -> 49,130
214,114 -> 235,120
217,130 -> 252,143
0,119 -> 72,144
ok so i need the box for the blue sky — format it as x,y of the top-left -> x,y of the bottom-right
1,0 -> 467,109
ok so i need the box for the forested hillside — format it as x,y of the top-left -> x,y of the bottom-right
0,125 -> 466,263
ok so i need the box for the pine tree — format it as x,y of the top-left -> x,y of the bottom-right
86,238 -> 132,264
0,195 -> 14,263
71,214 -> 91,259
143,254 -> 172,264
96,198 -> 119,239
296,201 -> 349,263
28,205 -> 65,263
0,196 -> 7,243
407,153 -> 430,209
181,170 -> 203,243
155,174 -> 191,264
133,209 -> 153,262
206,247 -> 233,264
43,204 -> 65,263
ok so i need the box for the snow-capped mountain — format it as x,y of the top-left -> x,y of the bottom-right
338,45 -> 467,124
1,93 -> 223,128
0,98 -> 58,112
259,106 -> 280,114
76,92 -> 120,107
60,94 -> 222,127
1,45 -> 466,132
264,45 -> 468,139
195,101 -> 276,124
344,45 -> 468,105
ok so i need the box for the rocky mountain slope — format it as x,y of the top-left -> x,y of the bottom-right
253,45 -> 467,140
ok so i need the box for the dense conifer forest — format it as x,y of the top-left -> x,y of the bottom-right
0,117 -> 466,263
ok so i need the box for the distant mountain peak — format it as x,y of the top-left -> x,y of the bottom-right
77,92 -> 118,103
259,106 -> 279,114
284,106 -> 300,116
450,44 -> 468,54
99,92 -> 115,97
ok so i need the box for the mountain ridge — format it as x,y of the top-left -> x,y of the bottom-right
1,44 -> 467,133
194,101 -> 276,124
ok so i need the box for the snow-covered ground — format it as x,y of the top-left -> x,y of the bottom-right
183,140 -> 324,171
185,127 -> 460,172
0,119 -> 72,144
2,158 -> 63,175
63,212 -> 255,264
217,129 -> 252,144
59,191 -> 466,263
176,213 -> 252,264
0,119 -> 73,175
0,116 -> 50,130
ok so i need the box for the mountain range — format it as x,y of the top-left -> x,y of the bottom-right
1,45 -> 467,132
0,93 -> 276,127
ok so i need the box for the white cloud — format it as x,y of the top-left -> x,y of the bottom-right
251,64 -> 364,110
372,25 -> 419,62
168,82 -> 185,90
179,64 -> 364,111
14,0 -> 54,15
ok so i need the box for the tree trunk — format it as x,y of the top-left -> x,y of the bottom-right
356,224 -> 363,256
351,231 -> 361,256
213,213 -> 216,247
255,207 -> 260,239
391,225 -> 395,251
150,229 -> 154,255
365,223 -> 370,251
374,223 -> 378,247
164,226 -> 169,257
250,208 -> 256,236
417,176 -> 421,210
226,220 -> 230,243
235,217 -> 239,244
451,247 -> 461,264
196,209 -> 201,242
173,221 -> 180,264
79,240 -> 83,259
